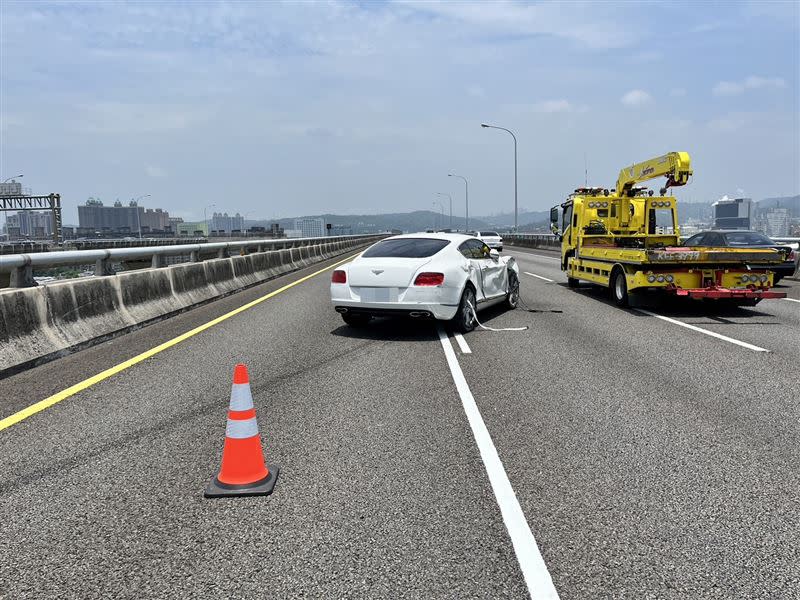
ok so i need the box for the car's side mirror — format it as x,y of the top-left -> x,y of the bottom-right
489,249 -> 500,260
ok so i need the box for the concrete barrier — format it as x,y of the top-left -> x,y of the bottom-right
0,238 -> 380,377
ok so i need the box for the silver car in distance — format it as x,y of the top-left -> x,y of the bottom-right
330,233 -> 520,332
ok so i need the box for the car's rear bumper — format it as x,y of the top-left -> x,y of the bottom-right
333,300 -> 458,320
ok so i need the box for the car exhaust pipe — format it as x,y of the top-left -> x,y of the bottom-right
409,311 -> 432,318
335,307 -> 348,314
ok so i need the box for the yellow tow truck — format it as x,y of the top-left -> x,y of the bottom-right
549,152 -> 788,306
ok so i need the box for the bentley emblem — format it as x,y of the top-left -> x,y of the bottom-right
371,269 -> 384,275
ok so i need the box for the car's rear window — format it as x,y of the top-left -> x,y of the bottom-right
481,231 -> 499,237
362,238 -> 449,258
725,232 -> 773,246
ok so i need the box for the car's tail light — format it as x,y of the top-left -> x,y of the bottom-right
331,270 -> 347,284
789,250 -> 797,261
414,272 -> 445,286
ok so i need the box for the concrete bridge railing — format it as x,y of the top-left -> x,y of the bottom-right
0,235 -> 374,288
0,234 -> 385,376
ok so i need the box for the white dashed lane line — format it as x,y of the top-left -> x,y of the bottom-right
524,272 -> 554,283
634,308 -> 769,352
454,333 -> 472,354
782,298 -> 800,304
437,327 -> 559,599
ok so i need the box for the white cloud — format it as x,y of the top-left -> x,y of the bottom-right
74,102 -> 211,135
712,76 -> 786,96
145,165 -> 167,178
620,90 -> 652,107
531,99 -> 573,113
397,0 -> 641,49
707,115 -> 747,133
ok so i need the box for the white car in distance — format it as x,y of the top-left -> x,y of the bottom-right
331,233 -> 520,332
471,231 -> 504,251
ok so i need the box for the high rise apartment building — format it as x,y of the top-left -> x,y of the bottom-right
294,217 -> 325,238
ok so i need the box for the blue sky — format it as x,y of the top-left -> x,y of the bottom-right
1,0 -> 798,224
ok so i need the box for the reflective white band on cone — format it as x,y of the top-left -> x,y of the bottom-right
229,383 -> 255,412
226,417 -> 259,439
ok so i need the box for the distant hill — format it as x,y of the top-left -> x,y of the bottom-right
255,211 -> 492,233
757,195 -> 800,217
677,201 -> 712,222
249,195 -> 799,233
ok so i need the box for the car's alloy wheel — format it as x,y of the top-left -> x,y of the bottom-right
454,287 -> 476,333
506,272 -> 519,309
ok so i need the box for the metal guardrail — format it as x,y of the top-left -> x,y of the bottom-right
0,234 -> 384,288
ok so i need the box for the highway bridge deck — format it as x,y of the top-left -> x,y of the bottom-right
1,249 -> 798,599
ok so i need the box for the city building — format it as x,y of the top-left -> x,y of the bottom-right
294,217 -> 325,238
6,211 -> 54,238
168,217 -> 184,232
211,212 -> 245,234
176,221 -> 209,236
712,197 -> 752,230
762,208 -> 790,238
284,228 -> 303,238
0,180 -> 24,196
329,224 -> 353,236
77,198 -> 171,234
141,208 -> 171,232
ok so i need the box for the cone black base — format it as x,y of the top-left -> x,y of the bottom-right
204,465 -> 280,498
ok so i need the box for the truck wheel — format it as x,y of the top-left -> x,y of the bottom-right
505,272 -> 519,309
452,286 -> 476,333
612,270 -> 629,307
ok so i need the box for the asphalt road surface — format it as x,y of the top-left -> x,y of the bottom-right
1,248 -> 798,599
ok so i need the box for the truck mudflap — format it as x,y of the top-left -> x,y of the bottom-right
670,286 -> 787,300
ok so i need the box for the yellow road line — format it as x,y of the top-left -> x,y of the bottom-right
0,254 -> 355,432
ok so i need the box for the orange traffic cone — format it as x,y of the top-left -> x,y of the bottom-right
204,364 -> 279,498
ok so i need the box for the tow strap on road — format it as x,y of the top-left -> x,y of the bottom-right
468,304 -> 529,332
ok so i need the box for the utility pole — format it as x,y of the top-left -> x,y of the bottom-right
448,173 -> 468,232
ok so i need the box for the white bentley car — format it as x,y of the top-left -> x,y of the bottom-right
330,233 -> 520,332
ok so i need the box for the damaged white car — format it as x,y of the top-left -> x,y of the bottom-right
330,233 -> 520,332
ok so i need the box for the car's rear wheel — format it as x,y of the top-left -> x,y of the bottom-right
505,271 -> 519,309
452,286 -> 476,333
341,313 -> 371,327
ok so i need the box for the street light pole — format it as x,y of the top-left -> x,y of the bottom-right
3,174 -> 23,183
435,192 -> 452,230
133,194 -> 151,240
433,200 -> 445,230
448,173 -> 468,232
481,123 -> 518,232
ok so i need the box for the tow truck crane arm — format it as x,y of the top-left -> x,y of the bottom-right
616,151 -> 693,197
